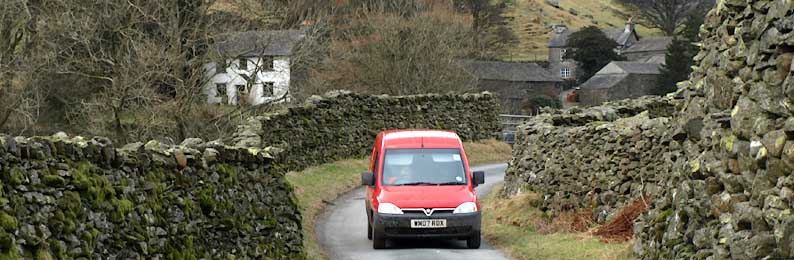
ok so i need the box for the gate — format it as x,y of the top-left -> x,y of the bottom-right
498,114 -> 532,144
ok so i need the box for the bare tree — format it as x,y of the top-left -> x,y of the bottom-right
453,0 -> 516,59
0,0 -> 43,134
614,0 -> 715,35
307,6 -> 478,96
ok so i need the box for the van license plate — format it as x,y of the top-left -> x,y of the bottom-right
411,219 -> 446,228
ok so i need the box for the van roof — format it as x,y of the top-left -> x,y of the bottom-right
380,129 -> 462,149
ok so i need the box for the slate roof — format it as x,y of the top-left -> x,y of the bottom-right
548,27 -> 637,48
580,61 -> 661,90
642,54 -> 667,64
580,74 -> 628,90
461,60 -> 562,82
215,30 -> 305,57
610,61 -> 661,75
623,37 -> 673,54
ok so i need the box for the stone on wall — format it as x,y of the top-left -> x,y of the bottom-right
0,133 -> 301,259
633,1 -> 794,258
232,91 -> 501,172
501,96 -> 678,222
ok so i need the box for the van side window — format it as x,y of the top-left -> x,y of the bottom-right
372,152 -> 379,182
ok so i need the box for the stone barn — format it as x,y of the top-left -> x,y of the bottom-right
578,61 -> 661,105
462,60 -> 563,114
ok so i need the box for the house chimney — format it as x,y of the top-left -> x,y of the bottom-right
625,17 -> 635,33
553,24 -> 568,34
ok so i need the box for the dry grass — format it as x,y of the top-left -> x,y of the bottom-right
502,0 -> 662,61
593,196 -> 651,242
482,184 -> 637,260
463,139 -> 514,166
287,139 -> 512,260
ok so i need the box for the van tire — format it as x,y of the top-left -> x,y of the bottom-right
367,221 -> 373,240
372,229 -> 386,249
466,232 -> 481,249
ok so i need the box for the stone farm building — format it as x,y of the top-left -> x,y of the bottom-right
578,61 -> 661,105
548,21 -> 640,81
204,30 -> 304,105
462,60 -> 563,114
622,37 -> 673,63
576,37 -> 672,105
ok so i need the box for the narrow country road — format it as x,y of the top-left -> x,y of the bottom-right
317,163 -> 510,260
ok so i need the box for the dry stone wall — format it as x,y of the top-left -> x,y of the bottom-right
505,2 -> 794,259
634,1 -> 794,259
501,97 -> 678,222
233,91 -> 500,172
0,133 -> 301,259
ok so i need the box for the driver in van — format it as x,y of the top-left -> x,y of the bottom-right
387,166 -> 412,184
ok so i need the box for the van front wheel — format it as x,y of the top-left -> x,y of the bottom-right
466,232 -> 481,249
367,221 -> 373,240
372,229 -> 386,249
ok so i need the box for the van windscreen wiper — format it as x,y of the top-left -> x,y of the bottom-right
398,182 -> 437,186
436,181 -> 466,186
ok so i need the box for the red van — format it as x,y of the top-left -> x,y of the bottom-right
361,129 -> 485,249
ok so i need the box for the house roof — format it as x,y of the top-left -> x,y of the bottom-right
580,61 -> 661,90
609,61 -> 661,75
548,26 -> 637,48
580,74 -> 628,90
642,54 -> 667,64
623,37 -> 673,54
595,61 -> 661,76
461,60 -> 562,82
215,30 -> 305,57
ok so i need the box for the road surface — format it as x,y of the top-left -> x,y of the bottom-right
317,163 -> 510,260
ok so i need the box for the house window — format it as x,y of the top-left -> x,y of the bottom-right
235,84 -> 247,104
238,58 -> 248,70
560,68 -> 571,79
263,82 -> 274,97
216,83 -> 227,101
262,56 -> 274,71
216,60 -> 227,75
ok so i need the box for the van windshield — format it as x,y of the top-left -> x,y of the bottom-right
381,148 -> 467,186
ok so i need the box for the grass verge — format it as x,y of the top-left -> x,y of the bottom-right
286,139 -> 512,260
481,184 -> 637,260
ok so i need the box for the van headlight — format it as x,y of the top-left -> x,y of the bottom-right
377,203 -> 404,215
453,202 -> 478,214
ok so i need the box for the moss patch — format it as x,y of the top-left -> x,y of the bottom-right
217,164 -> 239,187
197,187 -> 215,215
42,175 -> 66,187
0,213 -> 17,232
2,167 -> 25,186
111,198 -> 134,221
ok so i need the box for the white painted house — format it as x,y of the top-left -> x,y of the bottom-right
204,30 -> 305,105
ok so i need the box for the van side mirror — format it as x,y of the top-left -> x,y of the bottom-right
473,171 -> 485,187
361,171 -> 375,186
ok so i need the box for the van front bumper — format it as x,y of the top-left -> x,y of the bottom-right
372,211 -> 481,239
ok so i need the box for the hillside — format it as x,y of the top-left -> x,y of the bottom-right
502,0 -> 661,61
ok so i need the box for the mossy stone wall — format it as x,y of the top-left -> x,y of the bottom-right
501,97 -> 678,222
232,91 -> 501,172
0,134 -> 301,259
635,1 -> 794,258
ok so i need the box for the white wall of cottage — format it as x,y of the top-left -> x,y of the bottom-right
203,56 -> 291,105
